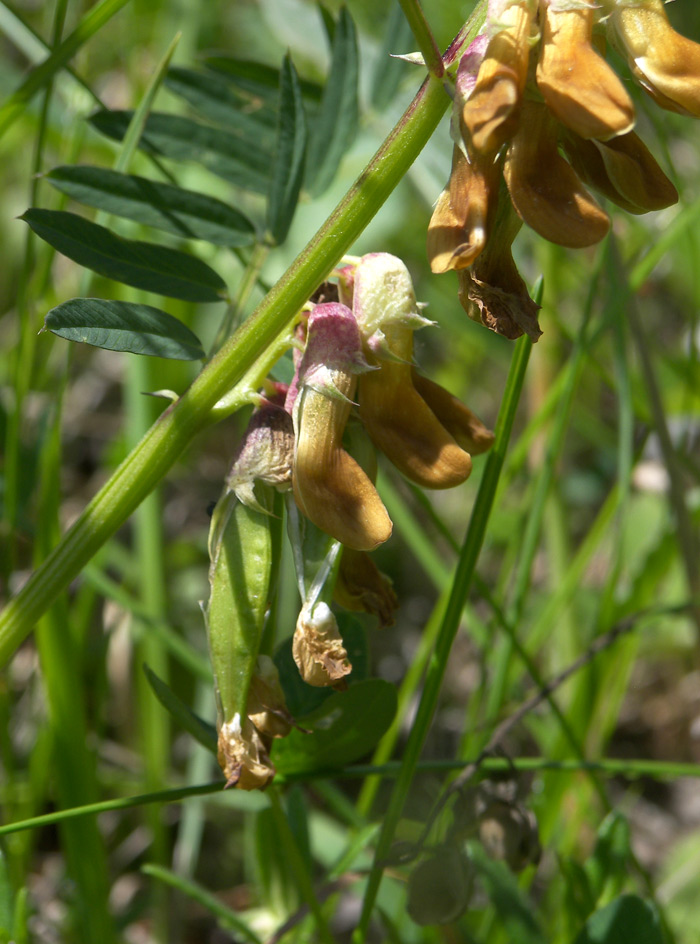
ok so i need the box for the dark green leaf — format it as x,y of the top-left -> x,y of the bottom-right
274,615 -> 368,718
574,895 -> 663,944
23,209 -> 226,302
371,4 -> 414,111
46,165 -> 257,247
89,110 -> 271,192
267,54 -> 307,245
45,298 -> 206,360
204,56 -> 323,110
165,66 -> 277,137
468,842 -> 546,944
143,665 -> 217,751
585,812 -> 631,902
272,678 -> 397,776
305,6 -> 359,197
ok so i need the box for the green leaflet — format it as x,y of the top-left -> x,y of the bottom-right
46,166 -> 257,247
22,209 -> 227,302
44,298 -> 205,360
206,487 -> 280,726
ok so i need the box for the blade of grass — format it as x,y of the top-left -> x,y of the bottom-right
354,332 -> 533,942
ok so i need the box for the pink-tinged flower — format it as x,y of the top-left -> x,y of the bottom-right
609,0 -> 700,117
537,2 -> 635,140
227,395 -> 294,513
461,0 -> 535,155
291,302 -> 392,551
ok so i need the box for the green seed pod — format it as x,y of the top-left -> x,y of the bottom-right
206,484 -> 281,789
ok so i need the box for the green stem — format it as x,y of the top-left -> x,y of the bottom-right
209,242 -> 270,357
354,334 -> 533,943
397,0 -> 444,77
0,67 -> 453,667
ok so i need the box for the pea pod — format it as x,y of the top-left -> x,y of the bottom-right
206,482 -> 281,788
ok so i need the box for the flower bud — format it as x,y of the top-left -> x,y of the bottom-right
227,397 -> 294,513
292,601 -> 352,688
503,100 -> 610,248
292,303 -> 392,551
536,2 -> 635,140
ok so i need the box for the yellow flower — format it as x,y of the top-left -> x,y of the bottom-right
609,0 -> 700,117
536,2 -> 635,140
291,303 -> 392,551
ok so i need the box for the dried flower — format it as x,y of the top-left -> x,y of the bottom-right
217,713 -> 276,791
247,656 -> 294,740
227,395 -> 294,513
292,601 -> 352,688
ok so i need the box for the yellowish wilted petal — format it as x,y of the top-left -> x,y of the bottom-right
536,4 -> 635,140
503,100 -> 610,248
217,714 -> 275,790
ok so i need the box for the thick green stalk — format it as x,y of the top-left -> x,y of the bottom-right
0,69 -> 452,667
354,334 -> 533,942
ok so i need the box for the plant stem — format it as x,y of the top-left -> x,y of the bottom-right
354,334 -> 533,943
397,0 -> 444,77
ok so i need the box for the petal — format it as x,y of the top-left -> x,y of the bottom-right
536,4 -> 635,140
503,100 -> 610,248
611,0 -> 700,118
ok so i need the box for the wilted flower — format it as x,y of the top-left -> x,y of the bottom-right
217,713 -> 276,791
429,0 -> 694,339
247,655 -> 294,739
291,302 -> 392,551
334,547 -> 399,628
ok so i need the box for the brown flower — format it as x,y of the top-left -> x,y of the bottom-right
334,547 -> 399,628
217,713 -> 275,791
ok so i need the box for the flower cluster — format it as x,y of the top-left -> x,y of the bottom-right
233,253 -> 493,689
428,0 -> 700,341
